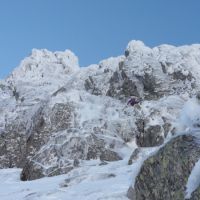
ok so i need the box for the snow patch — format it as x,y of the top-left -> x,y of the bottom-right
185,159 -> 200,199
179,98 -> 200,131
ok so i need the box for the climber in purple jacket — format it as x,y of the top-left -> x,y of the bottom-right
127,96 -> 141,106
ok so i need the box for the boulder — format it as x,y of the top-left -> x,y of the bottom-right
127,135 -> 200,200
21,131 -> 122,180
100,149 -> 122,161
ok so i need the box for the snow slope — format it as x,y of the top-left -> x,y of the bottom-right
0,146 -> 160,200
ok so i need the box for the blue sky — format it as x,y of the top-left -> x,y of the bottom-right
0,0 -> 200,78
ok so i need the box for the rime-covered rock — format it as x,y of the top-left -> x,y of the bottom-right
0,41 -> 200,184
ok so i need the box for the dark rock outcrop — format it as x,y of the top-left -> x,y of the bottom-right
135,118 -> 164,147
100,149 -> 122,161
128,148 -> 141,165
84,76 -> 102,96
0,120 -> 27,168
106,70 -> 140,100
21,127 -> 122,180
127,135 -> 200,200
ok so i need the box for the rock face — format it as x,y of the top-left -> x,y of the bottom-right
1,40 -> 200,185
0,127 -> 27,168
127,135 -> 200,200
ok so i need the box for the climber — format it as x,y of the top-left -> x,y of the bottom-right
127,96 -> 141,106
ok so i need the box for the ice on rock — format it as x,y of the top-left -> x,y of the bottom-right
179,98 -> 200,131
185,159 -> 200,199
126,40 -> 151,54
9,48 -> 79,81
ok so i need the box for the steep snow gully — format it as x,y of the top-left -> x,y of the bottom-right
1,40 -> 200,200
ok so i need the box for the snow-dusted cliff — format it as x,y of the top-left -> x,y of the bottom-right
1,41 -> 200,200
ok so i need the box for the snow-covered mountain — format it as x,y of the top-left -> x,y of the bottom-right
1,40 -> 200,200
